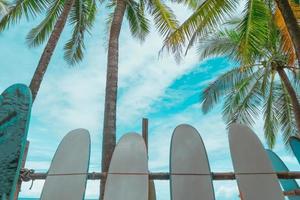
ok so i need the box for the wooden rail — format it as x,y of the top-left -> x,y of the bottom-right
21,171 -> 300,196
22,171 -> 300,180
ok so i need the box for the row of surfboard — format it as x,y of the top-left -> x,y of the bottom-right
40,124 -> 300,200
1,84 -> 300,200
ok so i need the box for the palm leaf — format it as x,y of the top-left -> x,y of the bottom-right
64,0 -> 97,65
0,0 -> 9,16
201,66 -> 255,113
222,68 -> 263,127
126,0 -> 150,41
237,0 -> 270,63
148,0 -> 179,37
164,0 -> 239,56
0,0 -> 50,31
275,80 -> 298,146
26,0 -> 64,47
263,73 -> 279,148
197,29 -> 240,60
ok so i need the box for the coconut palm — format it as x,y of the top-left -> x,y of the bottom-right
0,0 -> 97,101
200,19 -> 300,148
275,0 -> 300,66
101,0 -> 178,197
274,2 -> 300,66
163,0 -> 300,66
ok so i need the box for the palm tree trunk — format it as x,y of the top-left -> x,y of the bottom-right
275,0 -> 300,66
29,0 -> 75,102
277,67 -> 300,134
100,0 -> 126,198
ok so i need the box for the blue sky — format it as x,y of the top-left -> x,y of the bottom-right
0,2 -> 299,200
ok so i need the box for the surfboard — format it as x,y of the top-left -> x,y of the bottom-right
149,180 -> 156,200
40,129 -> 90,200
0,84 -> 32,200
229,123 -> 284,200
103,133 -> 148,200
266,149 -> 300,200
289,136 -> 300,164
170,124 -> 215,200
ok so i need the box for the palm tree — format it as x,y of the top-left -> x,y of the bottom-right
274,3 -> 300,67
101,0 -> 178,197
163,0 -> 300,65
200,19 -> 300,148
0,0 -> 96,101
275,0 -> 300,66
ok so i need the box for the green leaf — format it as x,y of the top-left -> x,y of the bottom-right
222,68 -> 264,127
164,0 -> 239,56
263,73 -> 279,148
197,29 -> 240,60
0,0 -> 9,16
26,0 -> 64,47
201,66 -> 254,113
0,0 -> 50,31
64,0 -> 97,65
148,0 -> 178,37
275,79 -> 298,146
126,0 -> 150,41
237,0 -> 270,63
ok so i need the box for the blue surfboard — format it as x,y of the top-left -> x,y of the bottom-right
290,136 -> 300,164
0,84 -> 32,200
266,149 -> 300,200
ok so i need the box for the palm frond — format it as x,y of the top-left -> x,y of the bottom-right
260,64 -> 271,96
126,0 -> 150,41
26,0 -> 64,47
263,73 -> 279,148
164,0 -> 239,56
148,0 -> 179,37
201,65 -> 255,114
64,0 -> 97,65
222,68 -> 264,127
197,29 -> 240,60
275,80 -> 298,146
0,0 -> 49,31
237,0 -> 270,63
292,0 -> 300,4
0,0 -> 9,16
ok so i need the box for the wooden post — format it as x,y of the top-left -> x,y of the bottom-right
142,118 -> 156,200
14,140 -> 30,200
142,118 -> 148,152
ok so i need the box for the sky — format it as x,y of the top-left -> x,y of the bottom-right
0,2 -> 299,200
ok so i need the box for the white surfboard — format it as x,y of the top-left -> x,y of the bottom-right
40,129 -> 90,200
229,123 -> 284,200
103,133 -> 148,200
170,124 -> 215,200
149,180 -> 156,200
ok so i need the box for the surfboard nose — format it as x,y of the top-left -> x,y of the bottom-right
170,124 -> 215,200
104,133 -> 148,200
40,129 -> 91,200
110,133 -> 147,173
229,123 -> 284,200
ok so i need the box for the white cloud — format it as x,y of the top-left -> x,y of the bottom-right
214,181 -> 239,199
